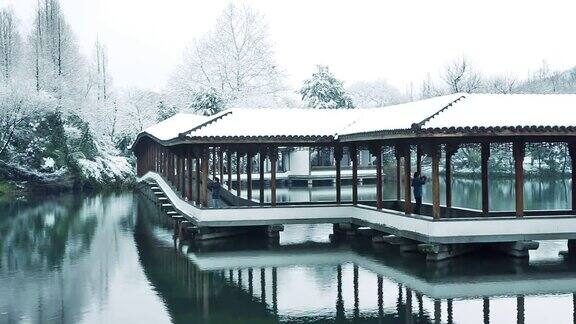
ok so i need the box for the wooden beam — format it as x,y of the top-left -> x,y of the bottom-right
513,142 -> 525,217
269,147 -> 278,206
259,150 -> 265,204
334,145 -> 343,205
481,142 -> 490,216
570,143 -> 576,214
403,145 -> 412,214
350,145 -> 358,205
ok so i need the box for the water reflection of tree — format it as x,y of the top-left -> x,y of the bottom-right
0,193 -> 134,323
0,195 -> 98,269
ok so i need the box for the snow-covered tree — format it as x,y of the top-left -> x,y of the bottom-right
0,7 -> 21,82
189,88 -> 225,116
487,75 -> 517,94
442,57 -> 483,93
0,84 -> 54,156
120,89 -> 159,133
347,79 -> 403,108
29,0 -> 85,99
156,100 -> 179,121
166,3 -> 284,109
299,65 -> 354,109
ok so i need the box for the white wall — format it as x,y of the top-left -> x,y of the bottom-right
289,148 -> 311,175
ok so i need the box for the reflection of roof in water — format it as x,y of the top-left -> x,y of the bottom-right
181,238 -> 576,300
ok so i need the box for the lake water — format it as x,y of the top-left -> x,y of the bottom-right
1,178 -> 575,323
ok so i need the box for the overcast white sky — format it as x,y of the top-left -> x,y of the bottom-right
4,0 -> 576,92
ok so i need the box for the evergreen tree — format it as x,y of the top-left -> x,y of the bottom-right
190,88 -> 225,116
299,65 -> 354,109
156,100 -> 179,122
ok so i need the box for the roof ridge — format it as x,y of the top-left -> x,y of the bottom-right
179,110 -> 234,138
411,95 -> 466,130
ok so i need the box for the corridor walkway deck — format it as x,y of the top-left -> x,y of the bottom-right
141,171 -> 576,245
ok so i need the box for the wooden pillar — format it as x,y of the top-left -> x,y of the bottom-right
201,148 -> 209,207
226,149 -> 232,190
445,144 -> 458,213
180,155 -> 186,197
212,147 -> 216,179
403,145 -> 412,214
370,144 -> 383,209
513,142 -> 525,217
481,142 -> 490,216
175,154 -> 180,192
236,151 -> 242,197
246,151 -> 253,201
187,149 -> 193,201
416,145 -> 423,174
195,156 -> 201,206
259,150 -> 265,204
570,143 -> 576,213
269,147 -> 278,206
218,148 -> 224,181
395,146 -> 402,202
350,145 -> 358,205
334,145 -> 343,204
430,145 -> 441,220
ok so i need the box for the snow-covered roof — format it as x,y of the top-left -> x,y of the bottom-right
184,108 -> 359,141
141,113 -> 209,141
421,93 -> 576,130
339,94 -> 463,135
134,94 -> 576,147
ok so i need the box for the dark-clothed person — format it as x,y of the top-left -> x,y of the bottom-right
209,177 -> 222,208
411,172 -> 427,214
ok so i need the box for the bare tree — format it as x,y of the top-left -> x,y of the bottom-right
347,79 -> 404,107
0,7 -> 20,82
488,75 -> 517,93
420,73 -> 440,99
167,3 -> 284,108
442,56 -> 483,93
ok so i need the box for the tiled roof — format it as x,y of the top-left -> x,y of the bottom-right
134,93 -> 576,147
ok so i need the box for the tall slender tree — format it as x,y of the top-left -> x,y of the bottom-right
0,7 -> 20,82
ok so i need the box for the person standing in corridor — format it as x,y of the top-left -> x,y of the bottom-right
411,171 -> 427,214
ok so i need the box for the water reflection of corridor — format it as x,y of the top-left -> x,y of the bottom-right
138,197 -> 576,323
